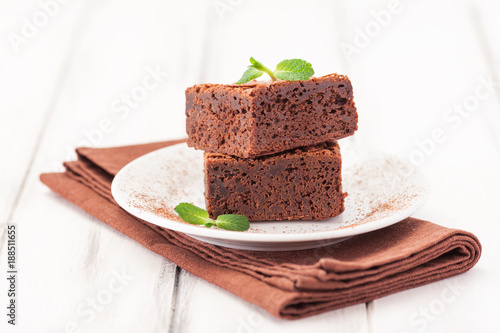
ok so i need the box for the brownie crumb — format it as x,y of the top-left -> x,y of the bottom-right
204,141 -> 346,221
186,74 -> 358,158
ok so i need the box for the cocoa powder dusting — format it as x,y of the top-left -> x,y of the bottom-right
130,192 -> 186,224
337,189 -> 420,230
115,142 -> 428,235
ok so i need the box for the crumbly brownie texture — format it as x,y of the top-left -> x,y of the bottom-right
186,74 -> 358,158
204,141 -> 346,221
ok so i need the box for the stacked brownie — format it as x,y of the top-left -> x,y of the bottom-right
185,74 -> 358,221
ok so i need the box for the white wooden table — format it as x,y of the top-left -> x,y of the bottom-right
1,0 -> 499,332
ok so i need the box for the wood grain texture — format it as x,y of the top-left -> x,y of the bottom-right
336,0 -> 500,332
0,0 -> 85,233
1,0 -> 209,331
1,0 -> 499,332
172,270 -> 368,333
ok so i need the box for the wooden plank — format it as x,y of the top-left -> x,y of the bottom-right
0,0 -> 85,231
471,0 -> 500,149
3,190 -> 178,332
334,0 -> 500,332
1,3 -> 90,330
0,0 -> 212,331
371,114 -> 500,333
172,270 -> 368,333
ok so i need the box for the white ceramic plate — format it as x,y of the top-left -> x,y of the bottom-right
111,142 -> 429,251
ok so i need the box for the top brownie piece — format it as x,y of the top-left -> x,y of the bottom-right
185,73 -> 358,158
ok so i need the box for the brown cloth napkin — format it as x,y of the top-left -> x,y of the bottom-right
40,139 -> 481,320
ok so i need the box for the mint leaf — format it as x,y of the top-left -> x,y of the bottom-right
273,59 -> 314,81
174,203 -> 250,232
174,203 -> 210,225
215,214 -> 250,231
236,67 -> 263,84
236,57 -> 314,84
248,57 -> 276,81
236,57 -> 276,84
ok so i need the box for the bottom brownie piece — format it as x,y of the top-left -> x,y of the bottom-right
204,141 -> 346,221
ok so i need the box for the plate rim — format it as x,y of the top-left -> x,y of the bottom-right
111,143 -> 429,243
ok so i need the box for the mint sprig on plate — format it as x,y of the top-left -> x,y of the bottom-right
174,203 -> 250,232
236,57 -> 314,84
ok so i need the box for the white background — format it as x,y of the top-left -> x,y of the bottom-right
1,0 -> 499,332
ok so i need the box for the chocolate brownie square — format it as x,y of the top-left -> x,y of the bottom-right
204,141 -> 346,221
186,74 -> 358,158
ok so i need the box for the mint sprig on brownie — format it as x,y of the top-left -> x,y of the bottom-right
176,58 -> 358,229
236,57 -> 314,84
